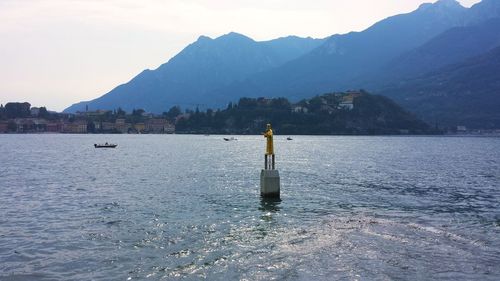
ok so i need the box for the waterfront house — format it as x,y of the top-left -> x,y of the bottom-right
134,123 -> 146,133
92,121 -> 101,131
63,120 -> 87,133
164,122 -> 175,134
46,122 -> 63,133
0,121 -> 8,133
115,119 -> 131,133
101,122 -> 116,132
14,118 -> 46,133
32,118 -> 47,132
146,119 -> 175,134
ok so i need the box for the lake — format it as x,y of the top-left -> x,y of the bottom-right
0,135 -> 499,280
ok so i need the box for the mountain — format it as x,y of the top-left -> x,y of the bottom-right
64,33 -> 325,113
65,0 -> 467,113
360,17 -> 500,89
381,46 -> 500,129
210,0 -> 468,102
465,0 -> 500,24
64,0 -> 500,130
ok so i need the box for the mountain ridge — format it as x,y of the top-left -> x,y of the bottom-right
381,46 -> 500,129
65,33 -> 325,112
356,17 -> 500,89
64,0 -> 500,129
208,0 -> 470,103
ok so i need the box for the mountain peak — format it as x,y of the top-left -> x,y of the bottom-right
435,0 -> 461,7
471,0 -> 500,9
216,32 -> 254,42
418,0 -> 463,11
467,0 -> 500,24
196,35 -> 212,42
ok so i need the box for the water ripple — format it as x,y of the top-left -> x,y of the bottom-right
0,135 -> 499,280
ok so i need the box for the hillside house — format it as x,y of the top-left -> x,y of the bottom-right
339,94 -> 355,110
292,106 -> 308,113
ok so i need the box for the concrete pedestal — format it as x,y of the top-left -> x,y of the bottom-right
260,169 -> 280,198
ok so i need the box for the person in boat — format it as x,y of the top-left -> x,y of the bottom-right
263,124 -> 275,170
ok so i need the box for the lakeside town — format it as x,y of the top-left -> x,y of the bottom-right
1,92 -> 499,135
0,102 -> 175,134
0,93 -> 360,135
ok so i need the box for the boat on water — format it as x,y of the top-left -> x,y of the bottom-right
287,137 -> 293,141
94,142 -> 117,148
223,137 -> 237,141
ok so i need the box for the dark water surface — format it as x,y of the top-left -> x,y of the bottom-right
1,135 -> 499,280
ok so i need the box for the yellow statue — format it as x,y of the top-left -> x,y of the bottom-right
264,123 -> 274,155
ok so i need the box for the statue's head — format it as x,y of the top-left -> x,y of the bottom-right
266,124 -> 271,129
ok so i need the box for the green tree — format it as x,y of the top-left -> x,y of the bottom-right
0,104 -> 6,120
132,109 -> 145,116
38,107 -> 50,119
5,102 -> 30,118
116,107 -> 126,117
164,106 -> 182,120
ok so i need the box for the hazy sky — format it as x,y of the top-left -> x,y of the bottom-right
0,0 -> 481,111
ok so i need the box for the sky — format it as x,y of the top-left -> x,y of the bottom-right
0,0 -> 481,111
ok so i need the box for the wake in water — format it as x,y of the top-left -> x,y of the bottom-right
135,213 -> 499,280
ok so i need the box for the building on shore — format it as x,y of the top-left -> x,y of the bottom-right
146,119 -> 175,134
46,122 -> 63,133
63,120 -> 87,133
134,123 -> 146,133
164,122 -> 175,134
115,118 -> 132,133
0,121 -> 8,133
91,121 -> 101,131
14,118 -> 47,133
101,122 -> 115,132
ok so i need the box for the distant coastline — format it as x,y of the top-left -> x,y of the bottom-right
2,91 -> 497,136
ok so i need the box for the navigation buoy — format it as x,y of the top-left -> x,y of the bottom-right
260,124 -> 280,198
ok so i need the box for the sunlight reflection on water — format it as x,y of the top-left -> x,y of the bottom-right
0,135 -> 499,280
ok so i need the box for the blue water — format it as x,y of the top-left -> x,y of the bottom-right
0,135 -> 499,280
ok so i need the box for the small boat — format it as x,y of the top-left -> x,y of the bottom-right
223,137 -> 237,141
94,142 -> 117,148
287,137 -> 293,141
